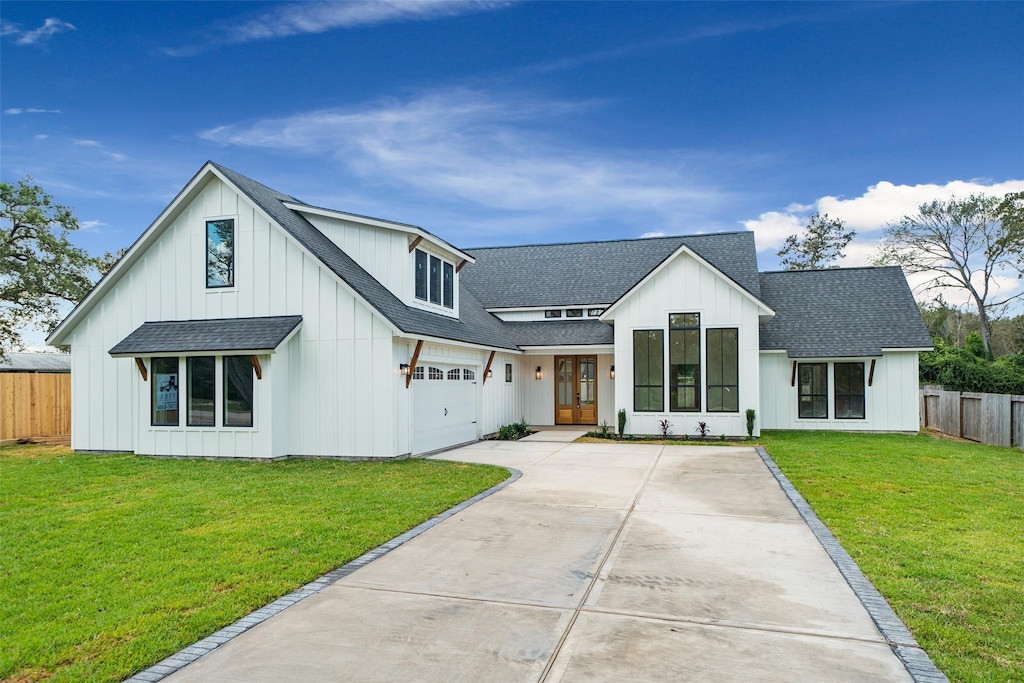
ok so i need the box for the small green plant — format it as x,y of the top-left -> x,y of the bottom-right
597,420 -> 612,438
720,434 -> 726,441
745,408 -> 756,439
658,419 -> 673,438
497,419 -> 533,440
695,421 -> 711,439
617,408 -> 627,437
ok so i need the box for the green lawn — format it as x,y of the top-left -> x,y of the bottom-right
0,445 -> 508,683
760,431 -> 1023,683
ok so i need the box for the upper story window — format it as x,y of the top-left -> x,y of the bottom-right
206,219 -> 235,288
587,308 -> 604,317
414,249 -> 454,310
566,309 -> 583,318
544,310 -> 562,318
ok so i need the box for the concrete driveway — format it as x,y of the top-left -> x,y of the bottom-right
158,438 -> 923,682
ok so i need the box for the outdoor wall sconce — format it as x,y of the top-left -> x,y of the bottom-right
399,363 -> 410,376
610,365 -> 615,379
535,366 -> 543,380
486,368 -> 493,378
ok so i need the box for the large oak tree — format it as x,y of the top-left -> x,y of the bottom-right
1,177 -> 97,358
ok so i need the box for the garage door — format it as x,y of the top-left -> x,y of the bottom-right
412,365 -> 479,455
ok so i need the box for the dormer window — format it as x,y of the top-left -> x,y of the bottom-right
414,249 -> 454,310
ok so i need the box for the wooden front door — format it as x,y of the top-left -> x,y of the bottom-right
555,355 -> 598,425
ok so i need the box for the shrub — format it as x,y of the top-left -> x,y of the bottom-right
745,408 -> 756,439
695,421 -> 711,439
658,419 -> 672,438
617,408 -> 627,436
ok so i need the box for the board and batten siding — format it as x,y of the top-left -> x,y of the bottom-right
520,353 -> 615,427
66,176 -> 400,458
611,250 -> 763,437
758,351 -> 921,432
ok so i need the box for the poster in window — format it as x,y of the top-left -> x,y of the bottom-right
156,373 -> 178,411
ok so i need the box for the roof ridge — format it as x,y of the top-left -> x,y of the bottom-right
468,231 -> 751,251
760,265 -> 900,275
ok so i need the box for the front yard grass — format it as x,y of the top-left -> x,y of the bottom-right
760,430 -> 1023,683
0,445 -> 508,683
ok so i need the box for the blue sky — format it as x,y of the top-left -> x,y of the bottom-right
2,1 -> 1023,346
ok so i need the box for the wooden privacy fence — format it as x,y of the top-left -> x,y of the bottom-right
0,372 -> 71,442
920,386 -> 1024,450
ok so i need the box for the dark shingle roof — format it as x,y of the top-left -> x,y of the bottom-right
109,316 -> 302,355
0,352 -> 71,373
212,163 -> 519,351
460,232 -> 762,309
504,321 -> 614,347
758,267 -> 933,358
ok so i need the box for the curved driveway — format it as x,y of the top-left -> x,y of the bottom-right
163,438 -> 915,682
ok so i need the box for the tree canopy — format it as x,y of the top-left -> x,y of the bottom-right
776,213 -> 855,270
878,193 -> 1024,359
1,177 -> 97,358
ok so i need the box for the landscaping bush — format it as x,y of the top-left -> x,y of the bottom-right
919,340 -> 1024,394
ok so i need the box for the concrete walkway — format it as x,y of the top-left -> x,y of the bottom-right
160,439 -> 920,682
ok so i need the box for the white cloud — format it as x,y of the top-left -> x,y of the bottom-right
33,134 -> 49,141
3,17 -> 76,46
744,178 -> 1024,254
164,1 -> 512,56
640,231 -> 667,238
200,89 -> 729,233
79,220 -> 106,233
4,108 -> 61,115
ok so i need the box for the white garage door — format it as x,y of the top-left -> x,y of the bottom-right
412,365 -> 479,455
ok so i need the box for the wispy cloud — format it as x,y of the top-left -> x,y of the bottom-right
5,107 -> 61,115
164,1 -> 513,56
200,88 -> 731,237
2,17 -> 76,46
72,139 -> 128,162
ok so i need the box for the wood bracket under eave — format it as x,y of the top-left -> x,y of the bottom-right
135,358 -> 148,381
790,360 -> 797,387
405,340 -> 424,389
251,355 -> 263,380
408,236 -> 424,253
868,359 -> 876,387
455,259 -> 468,273
482,350 -> 496,385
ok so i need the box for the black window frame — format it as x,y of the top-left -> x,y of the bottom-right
186,356 -> 216,427
633,329 -> 664,412
706,328 -> 739,413
566,309 -> 583,318
798,363 -> 829,419
205,218 -> 235,289
505,363 -> 513,383
223,356 -> 254,428
544,309 -> 562,318
151,357 -> 180,426
414,248 -> 455,310
669,313 -> 701,412
834,362 -> 866,419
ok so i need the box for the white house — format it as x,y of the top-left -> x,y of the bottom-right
47,162 -> 933,459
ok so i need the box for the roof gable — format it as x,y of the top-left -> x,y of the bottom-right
758,266 -> 933,357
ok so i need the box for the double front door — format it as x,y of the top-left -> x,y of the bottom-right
555,355 -> 598,425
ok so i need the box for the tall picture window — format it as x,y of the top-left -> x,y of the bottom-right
669,313 -> 700,411
414,249 -> 455,310
706,328 -> 739,412
633,330 -> 664,411
798,363 -> 828,418
206,219 -> 235,288
223,356 -> 254,427
187,356 -> 216,426
151,357 -> 179,426
835,362 -> 866,419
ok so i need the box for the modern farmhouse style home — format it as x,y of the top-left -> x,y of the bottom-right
48,162 -> 932,459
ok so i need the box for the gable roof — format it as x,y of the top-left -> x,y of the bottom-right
109,316 -> 302,356
212,164 -> 519,351
758,266 -> 933,358
460,232 -> 762,309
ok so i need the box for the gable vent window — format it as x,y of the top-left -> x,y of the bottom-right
544,310 -> 562,318
414,249 -> 454,310
206,219 -> 235,288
